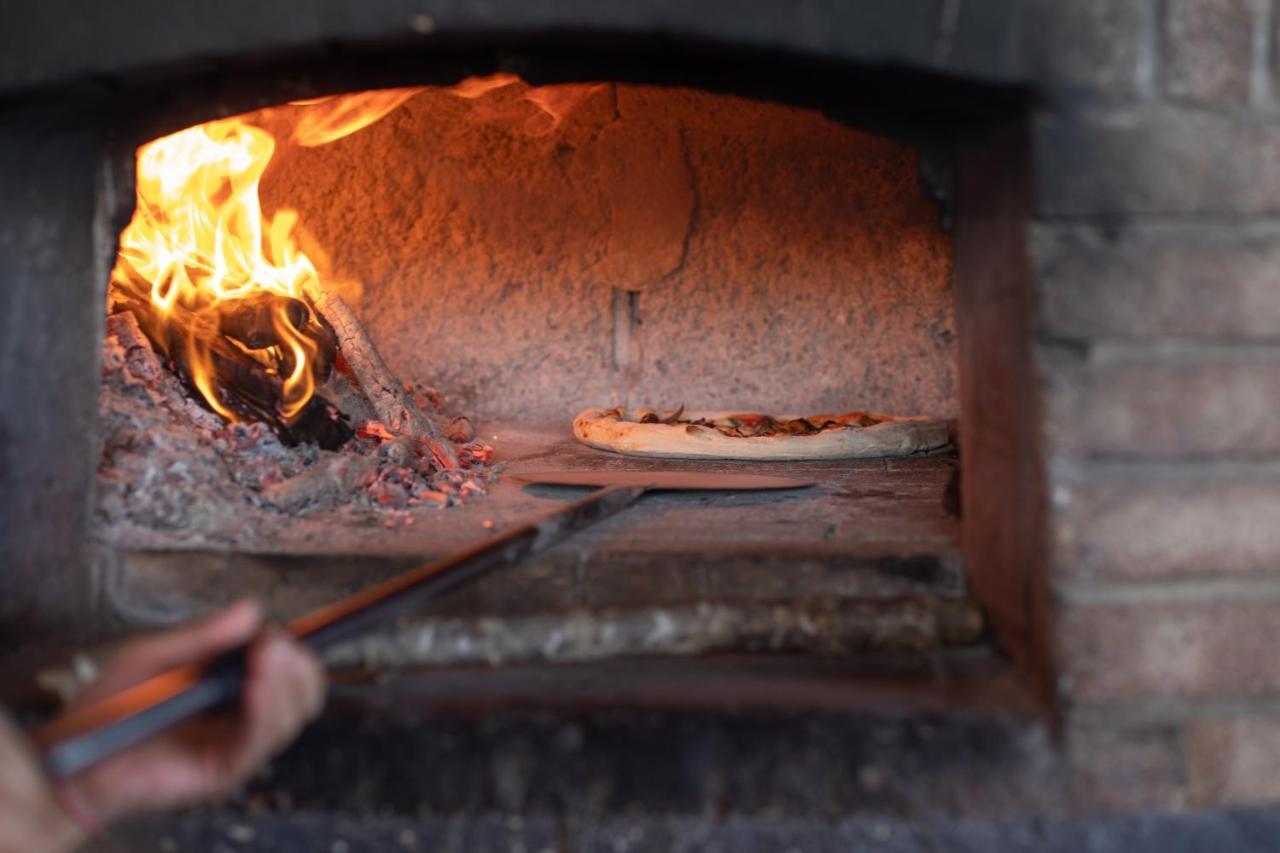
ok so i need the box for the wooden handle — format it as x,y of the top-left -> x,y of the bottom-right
32,483 -> 645,779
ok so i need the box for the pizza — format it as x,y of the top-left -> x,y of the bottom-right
573,406 -> 950,461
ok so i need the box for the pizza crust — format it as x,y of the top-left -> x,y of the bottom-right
573,407 -> 950,461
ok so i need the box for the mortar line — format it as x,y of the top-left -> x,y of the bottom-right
1037,328 -> 1280,350
1041,94 -> 1280,123
1252,0 -> 1274,109
1049,454 -> 1280,482
1030,215 -> 1280,235
1069,693 -> 1280,726
1036,335 -> 1280,359
932,0 -> 960,68
1033,211 -> 1280,227
1140,0 -> 1162,100
1055,575 -> 1280,606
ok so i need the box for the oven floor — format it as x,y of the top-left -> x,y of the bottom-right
99,421 -> 972,669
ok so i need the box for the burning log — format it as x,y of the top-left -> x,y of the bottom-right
218,294 -> 310,350
216,292 -> 339,383
109,291 -> 352,450
110,276 -> 461,465
98,99 -> 488,525
302,280 -> 459,469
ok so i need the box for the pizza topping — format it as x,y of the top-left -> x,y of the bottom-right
639,405 -> 686,425
574,405 -> 949,461
606,406 -> 884,438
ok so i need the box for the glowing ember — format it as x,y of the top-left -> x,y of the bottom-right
356,421 -> 396,442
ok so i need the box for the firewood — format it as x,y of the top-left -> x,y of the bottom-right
216,292 -> 339,382
110,292 -> 351,449
112,291 -> 282,424
218,294 -> 309,350
302,280 -> 459,469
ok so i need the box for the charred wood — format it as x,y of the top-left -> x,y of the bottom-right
302,280 -> 459,469
110,292 -> 348,449
217,294 -> 309,350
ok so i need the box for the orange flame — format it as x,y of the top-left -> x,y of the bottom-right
109,79 -> 600,429
109,91 -> 423,425
450,73 -> 605,135
450,72 -> 521,99
521,83 -> 606,136
291,87 -> 424,147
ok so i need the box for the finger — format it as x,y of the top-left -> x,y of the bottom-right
224,632 -> 322,782
290,641 -> 327,721
79,600 -> 263,702
219,633 -> 278,782
255,635 -> 325,740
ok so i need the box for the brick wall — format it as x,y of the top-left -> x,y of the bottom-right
1035,0 -> 1280,811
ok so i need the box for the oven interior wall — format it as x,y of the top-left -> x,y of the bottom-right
256,82 -> 957,423
89,80 -> 975,675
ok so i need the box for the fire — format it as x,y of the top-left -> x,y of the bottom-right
290,87 -> 424,147
110,77 -> 605,432
109,90 -> 422,426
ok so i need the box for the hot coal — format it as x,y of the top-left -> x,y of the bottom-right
96,311 -> 494,543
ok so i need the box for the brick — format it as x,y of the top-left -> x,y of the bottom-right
1035,112 -> 1280,216
1057,600 -> 1280,700
1185,716 -> 1280,806
1065,722 -> 1187,811
1163,0 -> 1253,104
1043,346 -> 1280,456
1033,225 -> 1280,339
1036,0 -> 1150,100
1051,473 -> 1280,579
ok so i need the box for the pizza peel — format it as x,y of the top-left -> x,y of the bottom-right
32,469 -> 813,779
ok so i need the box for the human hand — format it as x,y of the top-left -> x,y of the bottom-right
0,713 -> 84,853
61,600 -> 325,828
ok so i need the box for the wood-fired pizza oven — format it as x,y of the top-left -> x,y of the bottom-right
75,51 -> 1043,711
19,0 -> 1266,837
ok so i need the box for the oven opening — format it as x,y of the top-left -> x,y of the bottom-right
93,68 -> 1037,714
